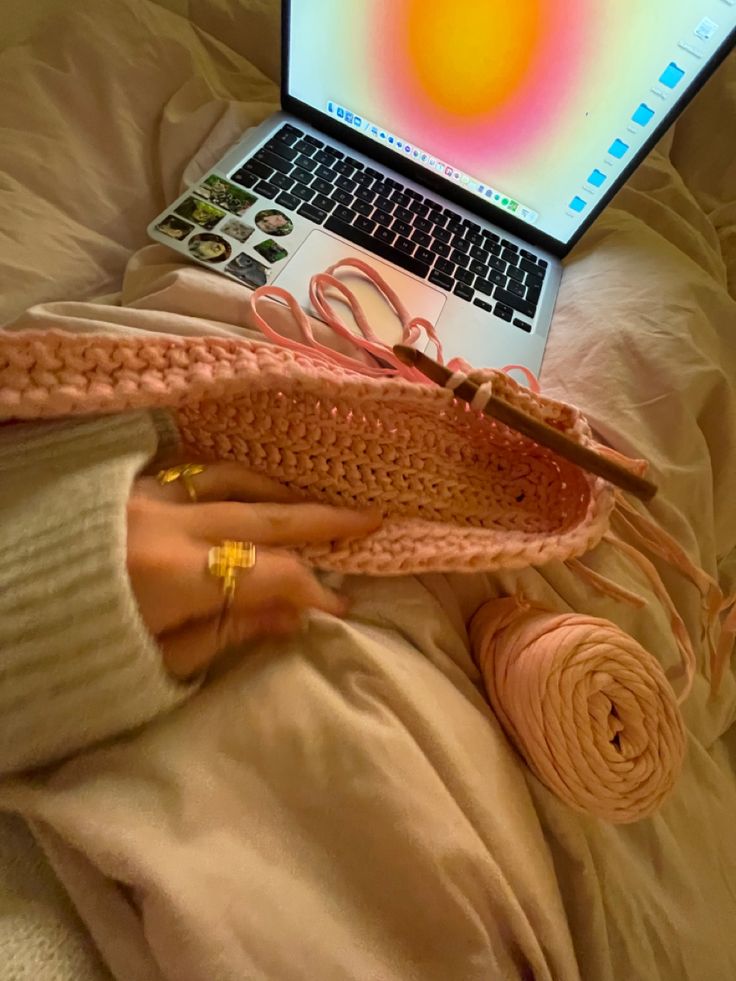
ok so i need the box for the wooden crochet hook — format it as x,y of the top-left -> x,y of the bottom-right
393,345 -> 658,501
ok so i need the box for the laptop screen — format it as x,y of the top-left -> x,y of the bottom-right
287,1 -> 736,247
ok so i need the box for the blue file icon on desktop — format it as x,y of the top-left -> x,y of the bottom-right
659,62 -> 685,88
569,196 -> 587,213
631,103 -> 655,126
608,138 -> 629,159
587,169 -> 607,187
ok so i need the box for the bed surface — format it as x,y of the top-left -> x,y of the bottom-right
2,3 -> 736,979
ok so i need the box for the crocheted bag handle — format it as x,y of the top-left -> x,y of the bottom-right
247,256 -> 540,390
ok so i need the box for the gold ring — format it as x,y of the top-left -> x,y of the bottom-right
156,463 -> 206,503
208,539 -> 257,610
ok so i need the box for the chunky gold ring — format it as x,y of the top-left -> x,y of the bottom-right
156,463 -> 206,503
207,539 -> 257,610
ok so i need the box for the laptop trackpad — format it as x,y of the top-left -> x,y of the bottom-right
272,229 -> 446,347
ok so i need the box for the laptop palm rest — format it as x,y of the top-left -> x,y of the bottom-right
273,229 -> 446,347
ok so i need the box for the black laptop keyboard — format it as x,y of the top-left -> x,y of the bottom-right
231,123 -> 548,333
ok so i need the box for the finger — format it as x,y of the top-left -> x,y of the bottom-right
137,462 -> 301,505
159,603 -> 303,681
184,501 -> 383,547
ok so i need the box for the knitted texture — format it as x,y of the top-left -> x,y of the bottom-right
471,598 -> 686,823
0,329 -> 615,576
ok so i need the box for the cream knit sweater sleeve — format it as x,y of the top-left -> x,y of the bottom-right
0,410 -> 195,775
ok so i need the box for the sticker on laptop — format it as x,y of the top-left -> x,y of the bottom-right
254,239 -> 288,264
175,196 -> 226,230
194,175 -> 257,216
254,209 -> 294,237
188,233 -> 232,263
220,218 -> 256,244
155,215 -> 194,241
226,253 -> 269,288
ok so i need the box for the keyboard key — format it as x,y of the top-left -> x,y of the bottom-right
514,318 -> 532,333
232,170 -> 257,189
373,209 -> 392,226
454,268 -> 474,285
279,124 -> 303,143
355,215 -> 376,234
470,245 -> 489,263
451,235 -> 470,253
405,188 -> 422,200
462,218 -> 480,232
270,172 -> 295,191
312,193 -> 335,213
375,195 -> 394,214
414,216 -> 432,233
315,164 -> 337,182
314,150 -> 335,166
429,211 -> 448,229
395,236 -> 415,255
355,186 -> 377,204
433,227 -> 452,244
336,175 -> 357,193
393,219 -> 412,237
412,229 -> 431,247
344,156 -> 364,170
501,239 -> 518,251
333,160 -> 355,176
520,249 -> 537,262
266,140 -> 299,163
244,159 -> 273,180
489,256 -> 507,273
410,200 -> 429,218
526,285 -> 542,306
469,260 -> 488,277
475,278 -> 494,296
254,180 -> 279,199
468,232 -> 485,247
502,249 -> 519,266
364,166 -> 383,180
443,206 -> 460,220
451,250 -> 470,268
415,247 -> 434,264
428,270 -> 453,291
275,191 -> 301,210
507,266 -> 525,283
325,147 -> 344,160
376,226 -> 396,245
334,205 -> 356,223
257,150 -> 293,174
303,134 -> 324,148
483,230 -> 500,243
447,220 -> 465,235
298,202 -> 327,224
507,279 -> 526,297
425,199 -> 442,211
487,270 -> 508,288
354,199 -> 372,216
493,288 -> 536,318
353,171 -> 373,186
487,241 -> 502,256
324,215 -> 431,278
295,154 -> 318,172
291,183 -> 315,202
395,205 -> 413,223
431,240 -> 450,258
454,283 -> 474,301
519,258 -> 540,276
494,302 -> 514,322
312,177 -> 333,195
474,298 -> 493,313
391,191 -> 412,208
538,258 -> 549,269
292,166 -> 314,185
435,258 -> 455,275
526,271 -> 545,290
332,188 -> 353,205
373,182 -> 393,197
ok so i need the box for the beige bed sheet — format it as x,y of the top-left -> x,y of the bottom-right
2,2 -> 736,979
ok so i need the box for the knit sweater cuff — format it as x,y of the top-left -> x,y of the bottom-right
0,410 -> 193,775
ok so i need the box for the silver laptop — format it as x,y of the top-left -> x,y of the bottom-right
149,1 -> 735,372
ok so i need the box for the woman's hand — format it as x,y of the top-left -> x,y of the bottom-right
127,462 -> 381,680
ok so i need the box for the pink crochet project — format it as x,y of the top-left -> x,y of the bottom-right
1,257 -> 733,821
